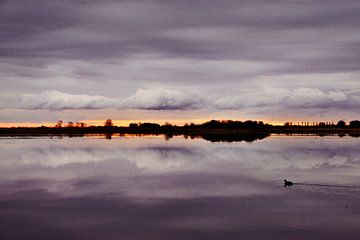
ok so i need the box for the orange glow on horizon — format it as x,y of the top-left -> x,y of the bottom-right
0,118 -> 284,128
0,122 -> 55,128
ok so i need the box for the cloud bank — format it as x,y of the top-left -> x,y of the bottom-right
18,88 -> 360,112
214,87 -> 359,110
20,89 -> 206,111
1,0 -> 360,74
21,90 -> 118,110
122,88 -> 205,110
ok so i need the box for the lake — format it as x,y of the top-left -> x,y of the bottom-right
0,135 -> 359,239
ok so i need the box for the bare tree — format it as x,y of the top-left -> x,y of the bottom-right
55,120 -> 63,128
104,119 -> 113,127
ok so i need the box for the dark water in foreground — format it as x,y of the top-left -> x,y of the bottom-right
0,135 -> 359,240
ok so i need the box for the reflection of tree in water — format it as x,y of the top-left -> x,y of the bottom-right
161,133 -> 270,142
349,134 -> 360,138
105,133 -> 112,140
164,134 -> 174,141
198,133 -> 270,142
0,118 -> 359,139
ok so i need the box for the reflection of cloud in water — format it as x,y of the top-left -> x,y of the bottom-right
0,137 -> 359,203
1,136 -> 359,174
0,136 -> 360,239
0,185 -> 359,240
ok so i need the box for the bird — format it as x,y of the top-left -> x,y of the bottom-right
284,179 -> 294,187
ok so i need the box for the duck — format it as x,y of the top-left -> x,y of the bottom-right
284,179 -> 294,187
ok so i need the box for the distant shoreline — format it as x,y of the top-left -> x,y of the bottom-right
1,124 -> 359,142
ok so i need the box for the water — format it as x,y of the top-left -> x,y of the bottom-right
0,135 -> 359,239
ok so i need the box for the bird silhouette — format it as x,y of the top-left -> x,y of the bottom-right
284,179 -> 294,187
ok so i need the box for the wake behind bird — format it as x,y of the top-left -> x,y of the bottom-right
284,179 -> 360,189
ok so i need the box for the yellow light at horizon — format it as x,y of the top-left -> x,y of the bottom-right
81,118 -> 209,127
0,122 -> 55,128
0,118 -> 285,128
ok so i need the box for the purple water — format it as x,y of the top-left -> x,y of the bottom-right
0,135 -> 359,239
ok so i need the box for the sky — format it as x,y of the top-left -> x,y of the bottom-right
0,0 -> 359,126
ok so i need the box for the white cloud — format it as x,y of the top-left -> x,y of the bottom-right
19,88 -> 206,111
122,88 -> 205,110
214,88 -> 292,109
214,87 -> 358,110
21,90 -> 119,110
286,88 -> 348,108
13,87 -> 359,113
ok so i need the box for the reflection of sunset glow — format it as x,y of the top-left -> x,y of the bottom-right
84,134 -> 168,139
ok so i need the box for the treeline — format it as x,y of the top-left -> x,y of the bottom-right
127,120 -> 269,130
0,119 -> 273,142
0,119 -> 359,141
50,119 -> 360,129
284,120 -> 360,128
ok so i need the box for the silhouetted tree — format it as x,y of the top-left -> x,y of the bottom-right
129,123 -> 139,128
336,120 -> 346,128
318,122 -> 326,127
139,123 -> 160,128
67,121 -> 74,127
349,120 -> 360,128
104,119 -> 113,127
201,120 -> 222,128
75,122 -> 87,128
55,120 -> 63,128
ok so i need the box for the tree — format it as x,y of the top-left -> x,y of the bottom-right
129,123 -> 138,128
76,122 -> 87,128
104,119 -> 113,127
336,120 -> 346,128
318,122 -> 326,127
55,120 -> 63,128
67,121 -> 74,127
349,120 -> 360,128
139,123 -> 160,128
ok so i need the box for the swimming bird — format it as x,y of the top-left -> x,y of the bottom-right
284,179 -> 294,187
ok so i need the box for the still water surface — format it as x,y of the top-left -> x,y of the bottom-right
0,135 -> 359,239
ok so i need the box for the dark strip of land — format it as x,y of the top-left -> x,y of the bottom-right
1,120 -> 359,142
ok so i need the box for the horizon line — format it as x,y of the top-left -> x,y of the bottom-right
0,118 -> 356,128
0,119 -> 279,128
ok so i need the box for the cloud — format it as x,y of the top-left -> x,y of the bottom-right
21,90 -> 119,110
1,0 -> 360,74
214,87 -> 359,110
20,88 -> 206,110
214,88 -> 292,109
122,88 -> 205,110
16,87 -> 360,113
286,88 -> 349,108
